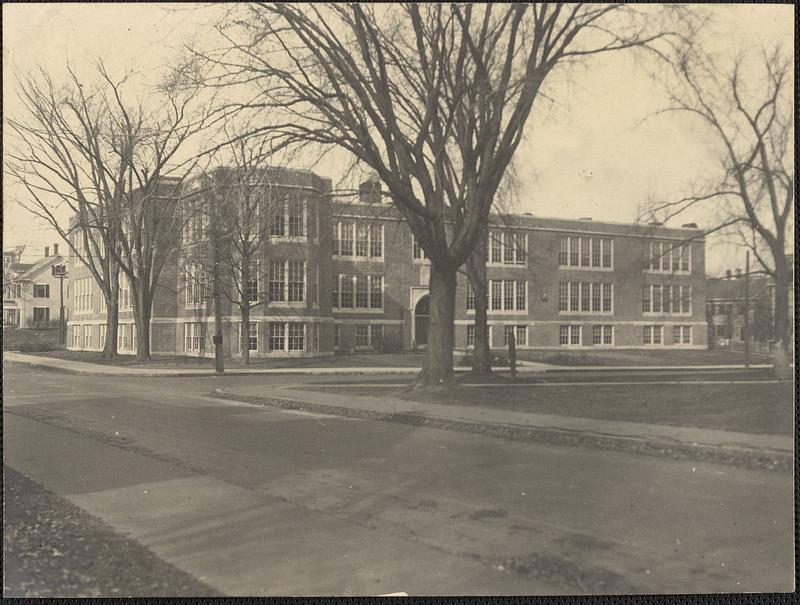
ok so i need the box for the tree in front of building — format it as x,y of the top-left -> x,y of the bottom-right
196,3 -> 687,385
649,45 -> 794,355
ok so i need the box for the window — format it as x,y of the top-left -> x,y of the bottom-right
591,283 -> 601,312
570,282 -> 579,311
681,245 -> 690,272
288,199 -> 305,236
466,280 -> 476,311
559,325 -> 581,346
369,224 -> 383,258
334,324 -> 341,348
503,281 -> 514,311
467,324 -> 476,348
643,286 -> 651,313
682,325 -> 692,344
334,221 -> 382,258
491,232 -> 503,263
356,223 -> 369,257
412,235 -> 427,261
355,325 -> 369,347
288,261 -> 305,302
602,283 -> 612,312
503,325 -> 527,347
84,325 -> 92,349
310,264 -> 319,306
559,282 -> 612,314
184,322 -> 206,352
580,282 -> 590,312
269,260 -> 285,302
515,281 -> 527,311
646,241 -> 690,273
339,274 -> 354,308
559,282 -> 569,311
487,280 -> 526,312
681,286 -> 691,315
33,284 -> 49,298
643,285 -> 691,314
355,275 -> 369,308
652,285 -> 662,312
491,280 -> 502,311
643,325 -> 663,345
246,259 -> 259,302
308,205 -> 318,241
514,233 -> 528,265
269,322 -> 285,351
33,307 -> 49,322
185,266 -> 207,307
369,275 -> 383,309
370,324 -> 384,347
591,325 -> 613,345
559,237 -> 569,266
288,323 -> 305,351
559,236 -> 613,269
270,200 -> 286,236
99,325 -> 106,348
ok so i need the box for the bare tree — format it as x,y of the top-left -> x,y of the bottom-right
7,66 -> 126,359
195,3 -> 687,384
647,45 -> 794,354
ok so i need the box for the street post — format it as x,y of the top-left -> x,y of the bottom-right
52,263 -> 67,344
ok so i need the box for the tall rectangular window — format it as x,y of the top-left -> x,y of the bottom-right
652,285 -> 662,312
503,281 -> 514,310
370,325 -> 384,346
602,239 -> 612,268
515,233 -> 528,265
559,282 -> 569,311
681,245 -> 690,272
340,275 -> 354,308
570,282 -> 579,312
355,275 -> 369,308
491,280 -> 502,311
270,200 -> 286,236
570,325 -> 581,345
288,199 -> 304,236
580,237 -> 590,266
682,325 -> 692,344
340,222 -> 354,256
412,235 -> 427,260
661,244 -> 671,271
592,325 -> 603,345
369,275 -> 383,309
331,275 -> 339,309
491,232 -> 503,263
269,322 -> 285,351
332,223 -> 340,256
643,285 -> 651,313
589,283 -> 599,312
356,223 -> 369,257
578,282 -> 588,312
269,261 -> 285,302
246,259 -> 259,302
466,280 -> 476,311
355,325 -> 369,347
288,323 -> 305,351
308,205 -> 318,241
559,237 -> 569,266
569,237 -> 579,266
503,233 -> 515,264
681,286 -> 691,314
369,224 -> 383,258
467,324 -> 476,347
672,247 -> 681,271
591,239 -> 601,267
602,283 -> 612,312
515,281 -> 527,311
288,261 -> 305,302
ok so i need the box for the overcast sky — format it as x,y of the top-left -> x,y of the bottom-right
3,3 -> 794,275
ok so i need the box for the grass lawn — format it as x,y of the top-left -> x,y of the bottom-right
516,348 -> 776,367
304,380 -> 794,436
22,349 -> 427,369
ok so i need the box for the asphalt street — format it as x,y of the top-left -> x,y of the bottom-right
3,363 -> 794,596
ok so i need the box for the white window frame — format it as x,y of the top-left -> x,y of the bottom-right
333,274 -> 384,311
559,282 -> 613,315
411,234 -> 429,263
334,221 -> 383,260
559,325 -> 582,347
559,236 -> 614,271
643,325 -> 664,346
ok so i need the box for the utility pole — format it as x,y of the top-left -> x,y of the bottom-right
52,264 -> 67,344
210,207 -> 225,375
744,251 -> 750,368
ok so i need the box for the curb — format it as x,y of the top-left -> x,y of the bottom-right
212,389 -> 791,473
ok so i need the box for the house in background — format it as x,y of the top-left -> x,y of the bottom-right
3,244 -> 70,329
705,254 -> 794,351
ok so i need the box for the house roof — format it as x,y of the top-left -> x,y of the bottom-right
706,274 -> 774,301
15,255 -> 68,281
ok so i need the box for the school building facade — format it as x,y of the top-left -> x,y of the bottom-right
66,169 -> 708,356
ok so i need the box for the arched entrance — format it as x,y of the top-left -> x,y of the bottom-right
414,295 -> 430,346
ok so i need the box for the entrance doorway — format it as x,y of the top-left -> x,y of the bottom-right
414,295 -> 430,346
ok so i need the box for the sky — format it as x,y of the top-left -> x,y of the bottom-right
3,3 -> 794,275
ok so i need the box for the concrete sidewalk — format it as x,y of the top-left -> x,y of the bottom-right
213,383 -> 792,472
3,351 -> 771,377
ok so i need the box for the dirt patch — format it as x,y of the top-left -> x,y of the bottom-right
468,508 -> 508,520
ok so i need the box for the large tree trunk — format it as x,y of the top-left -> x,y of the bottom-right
103,292 -> 119,361
133,294 -> 153,362
466,224 -> 491,376
771,252 -> 791,378
417,261 -> 457,386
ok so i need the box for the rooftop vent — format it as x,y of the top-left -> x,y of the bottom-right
682,222 -> 698,228
579,217 -> 592,221
523,212 -> 533,216
649,221 -> 663,227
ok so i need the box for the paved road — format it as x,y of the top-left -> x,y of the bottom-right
3,363 -> 794,595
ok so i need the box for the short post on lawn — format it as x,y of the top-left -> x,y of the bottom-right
508,331 -> 516,381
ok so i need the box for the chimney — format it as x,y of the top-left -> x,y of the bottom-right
358,179 -> 381,204
682,222 -> 698,228
53,243 -> 59,256
44,246 -> 49,258
735,267 -> 742,278
725,269 -> 732,279
579,217 -> 592,221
